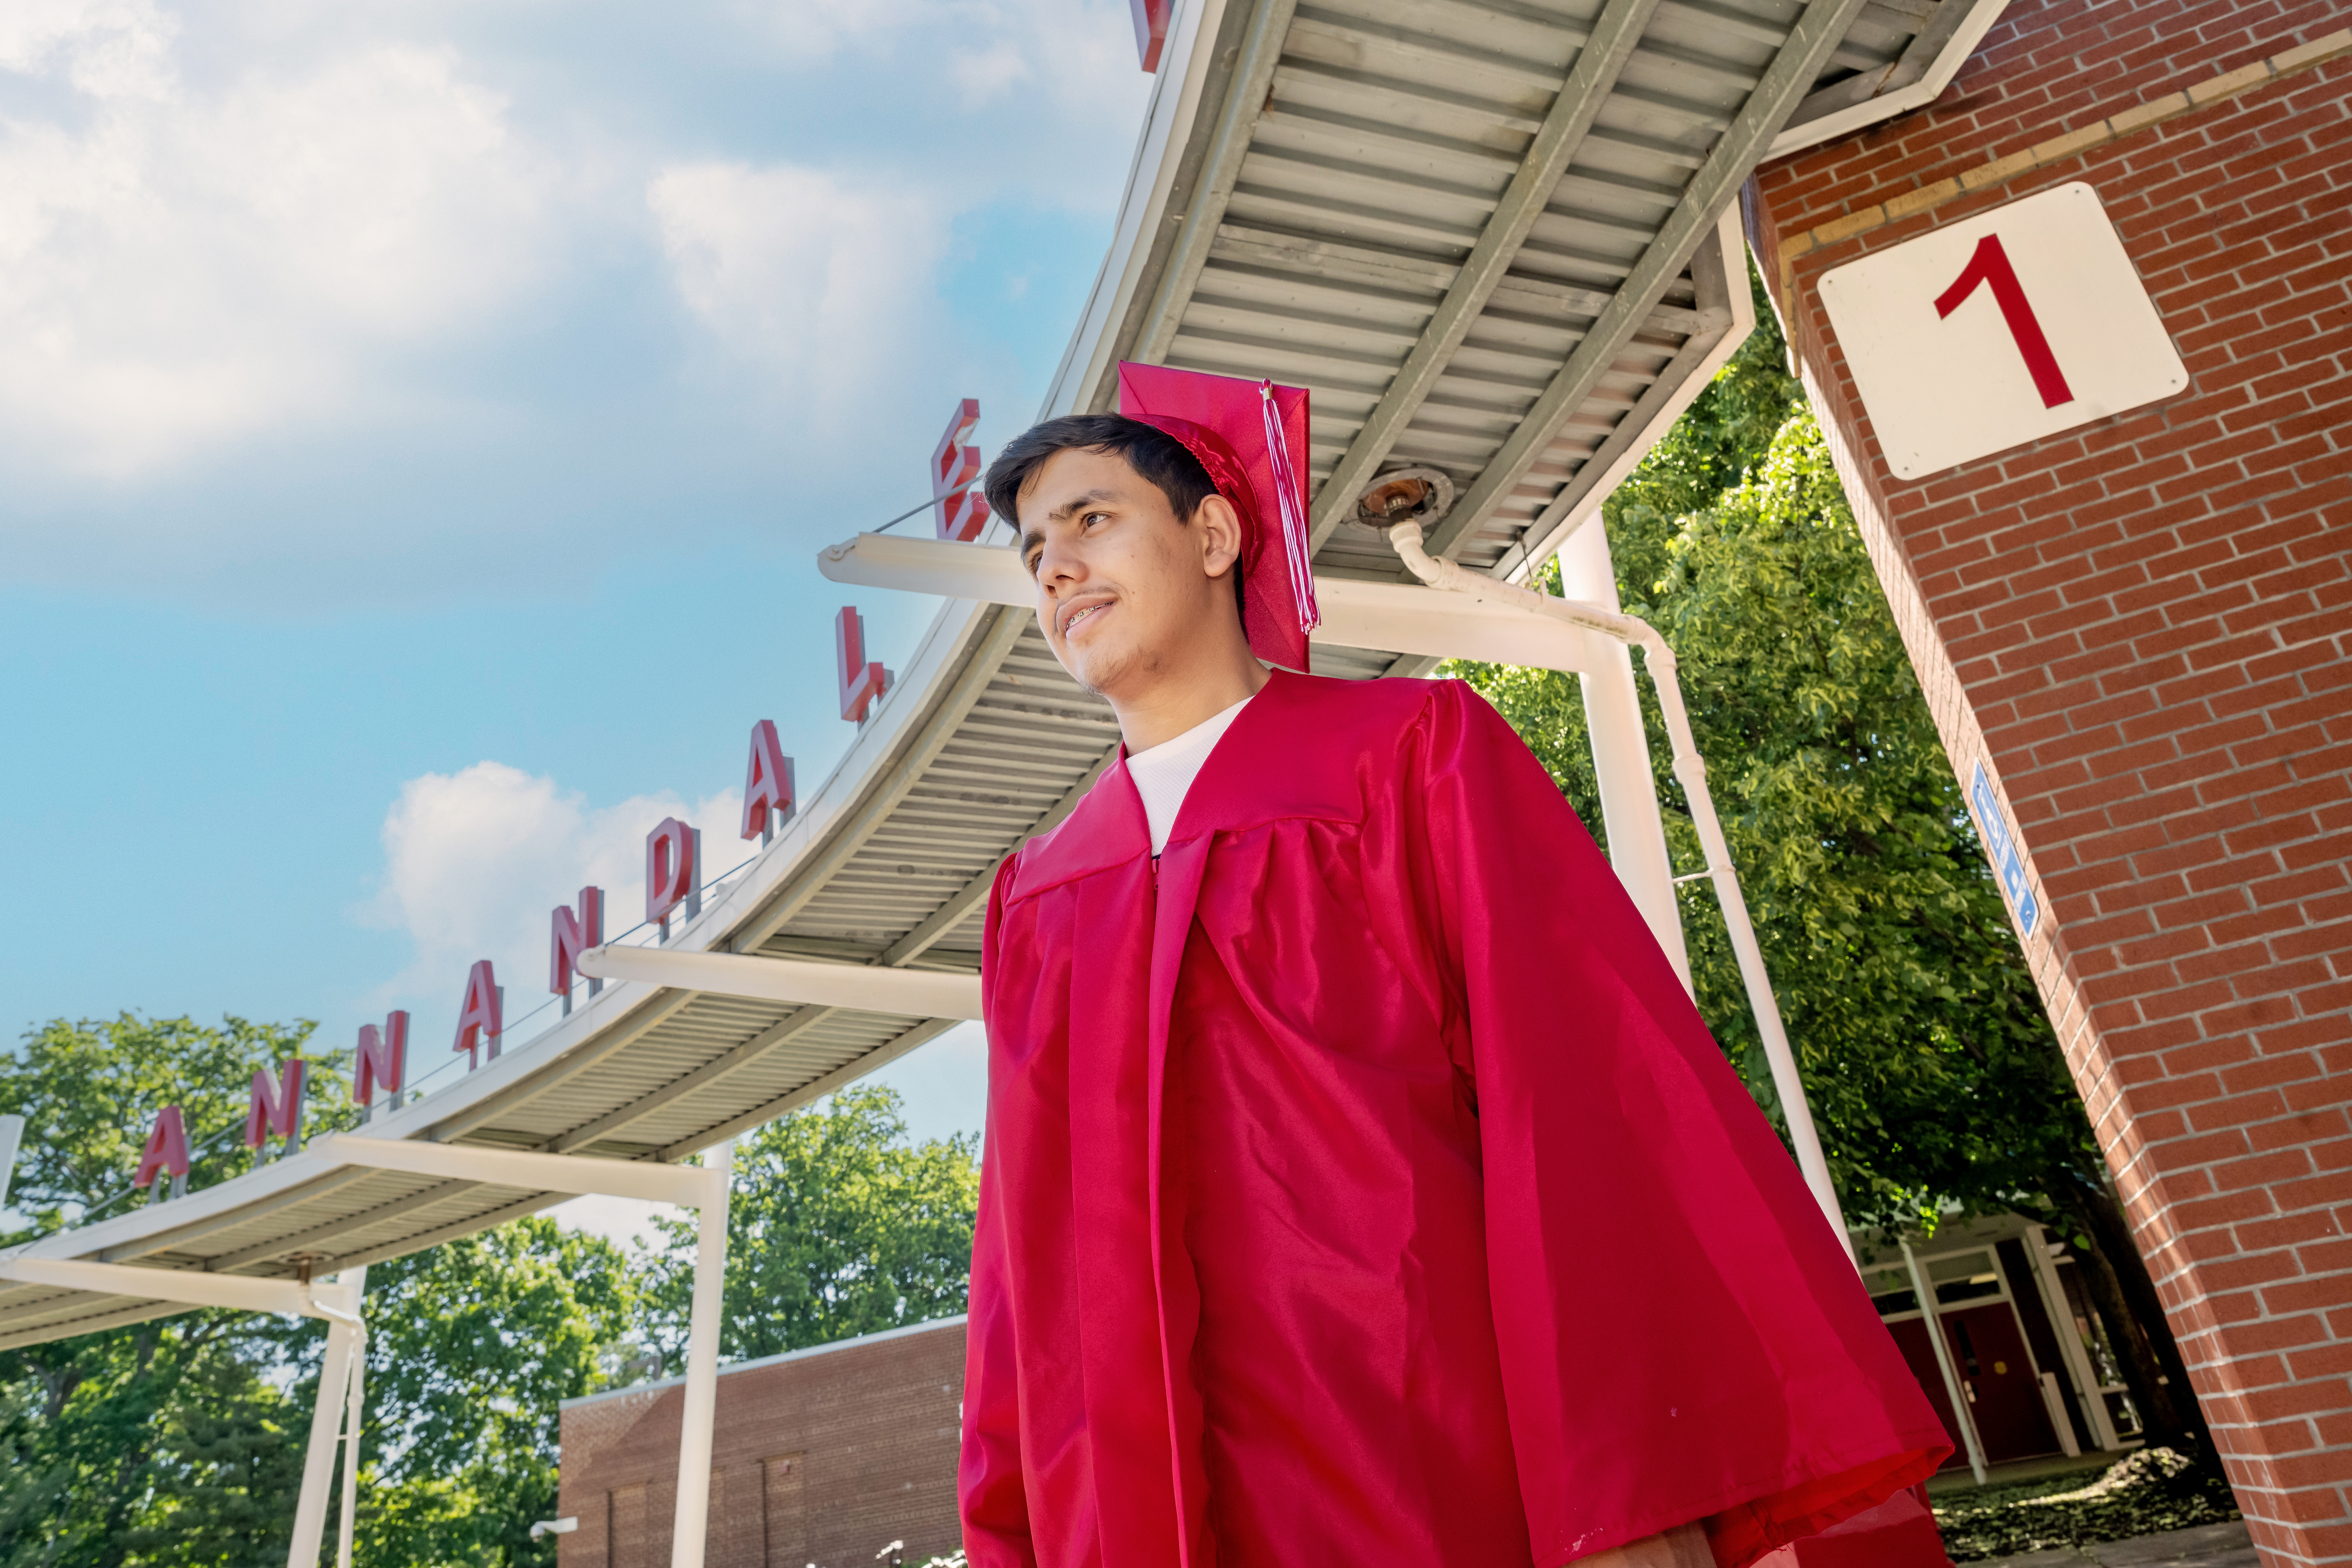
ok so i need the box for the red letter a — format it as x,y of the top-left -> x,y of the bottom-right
135,1105 -> 191,1189
741,720 -> 795,841
453,959 -> 503,1070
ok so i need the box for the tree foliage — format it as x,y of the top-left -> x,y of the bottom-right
0,1015 -> 343,1568
338,1220 -> 638,1568
642,1084 -> 980,1363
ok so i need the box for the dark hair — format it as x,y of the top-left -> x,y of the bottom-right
983,413 -> 1219,537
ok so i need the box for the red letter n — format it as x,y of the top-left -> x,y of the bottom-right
552,887 -> 605,1012
354,1012 -> 409,1120
246,1059 -> 308,1155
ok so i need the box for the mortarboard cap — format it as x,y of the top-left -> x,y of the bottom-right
1116,362 -> 1318,673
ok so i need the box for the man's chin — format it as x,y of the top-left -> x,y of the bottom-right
1059,643 -> 1133,702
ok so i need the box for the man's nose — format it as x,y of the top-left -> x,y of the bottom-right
1035,531 -> 1085,591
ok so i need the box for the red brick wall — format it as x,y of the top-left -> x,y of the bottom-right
1753,4 -> 2350,1561
558,1317 -> 965,1568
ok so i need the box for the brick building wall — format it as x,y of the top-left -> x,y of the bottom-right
1746,4 -> 2350,1562
557,1317 -> 965,1568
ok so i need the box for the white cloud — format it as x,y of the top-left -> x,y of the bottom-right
362,760 -> 744,1024
0,19 -> 542,476
547,1192 -> 673,1250
948,41 -> 1029,106
0,0 -> 177,101
0,0 -> 1155,602
646,160 -> 950,433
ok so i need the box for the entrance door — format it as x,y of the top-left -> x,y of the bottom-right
1885,1304 -> 2060,1468
1945,1301 -> 2060,1462
1884,1317 -> 1968,1470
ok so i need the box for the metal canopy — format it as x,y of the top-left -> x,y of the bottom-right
0,0 -> 1992,1351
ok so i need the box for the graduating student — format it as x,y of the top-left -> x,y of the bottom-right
960,362 -> 1948,1568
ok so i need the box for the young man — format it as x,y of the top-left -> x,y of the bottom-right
961,362 -> 1947,1568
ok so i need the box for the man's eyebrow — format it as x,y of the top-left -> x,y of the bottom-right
1045,489 -> 1119,523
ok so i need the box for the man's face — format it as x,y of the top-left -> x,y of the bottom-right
1018,445 -> 1243,699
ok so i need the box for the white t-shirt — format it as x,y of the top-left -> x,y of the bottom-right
1125,695 -> 1253,856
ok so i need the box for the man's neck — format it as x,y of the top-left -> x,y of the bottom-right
1110,648 -> 1270,753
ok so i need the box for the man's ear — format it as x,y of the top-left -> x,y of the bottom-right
1194,494 -> 1244,581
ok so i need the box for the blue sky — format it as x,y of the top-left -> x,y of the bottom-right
0,0 -> 1156,1178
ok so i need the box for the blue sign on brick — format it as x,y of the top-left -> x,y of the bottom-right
1970,761 -> 2039,939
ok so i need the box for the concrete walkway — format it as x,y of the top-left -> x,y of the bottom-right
1978,1521 -> 2255,1568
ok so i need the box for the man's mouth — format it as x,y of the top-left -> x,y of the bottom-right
1062,599 -> 1112,637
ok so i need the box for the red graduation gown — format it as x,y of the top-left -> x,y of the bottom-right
963,671 -> 1947,1568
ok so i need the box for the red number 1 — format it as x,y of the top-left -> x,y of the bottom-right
1934,234 -> 2075,409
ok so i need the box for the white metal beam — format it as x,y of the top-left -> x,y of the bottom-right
302,1133 -> 720,1207
288,1295 -> 362,1568
574,946 -> 986,1022
300,1133 -> 733,1568
669,1141 -> 733,1568
816,532 -> 1598,674
1766,0 -> 2012,159
0,1256 -> 358,1320
1558,519 -> 1691,986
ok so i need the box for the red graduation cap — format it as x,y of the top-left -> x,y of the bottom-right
1117,362 -> 1318,673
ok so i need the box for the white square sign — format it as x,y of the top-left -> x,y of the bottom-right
1818,182 -> 2189,480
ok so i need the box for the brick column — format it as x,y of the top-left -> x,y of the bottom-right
1749,4 -> 2350,1560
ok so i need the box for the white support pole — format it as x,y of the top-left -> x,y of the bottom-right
335,1268 -> 368,1568
2026,1223 -> 2120,1450
670,1138 -> 735,1568
289,1312 -> 360,1567
0,1114 -> 24,1213
1557,517 -> 1695,989
1902,1239 -> 1987,1484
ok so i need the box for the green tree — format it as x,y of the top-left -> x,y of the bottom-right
0,1015 -> 637,1568
642,1084 -> 980,1362
1448,283 -> 2205,1453
329,1219 -> 638,1568
0,1014 -> 340,1568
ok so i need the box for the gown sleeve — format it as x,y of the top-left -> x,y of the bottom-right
959,862 -> 1039,1568
1407,681 -> 1948,1568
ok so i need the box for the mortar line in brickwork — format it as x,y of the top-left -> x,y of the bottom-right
1776,27 -> 2352,288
